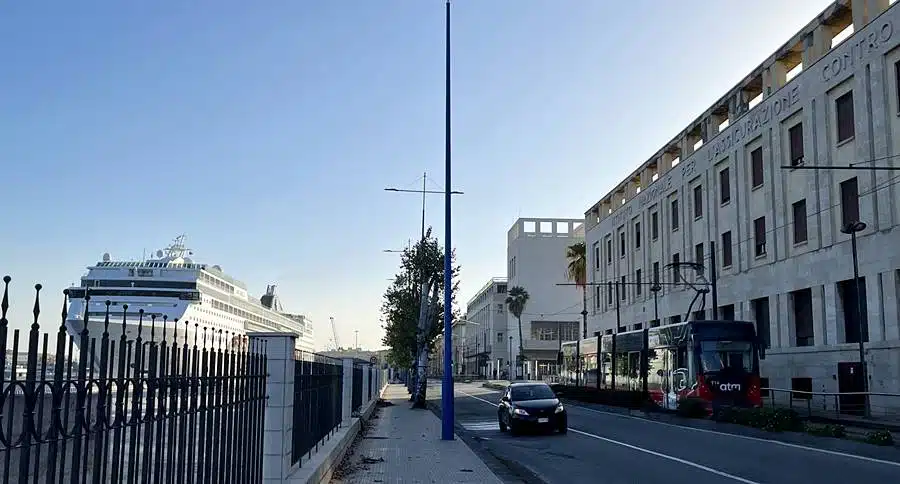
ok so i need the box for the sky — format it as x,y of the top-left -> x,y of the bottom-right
0,0 -> 833,351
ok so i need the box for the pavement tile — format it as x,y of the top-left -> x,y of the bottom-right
333,384 -> 503,484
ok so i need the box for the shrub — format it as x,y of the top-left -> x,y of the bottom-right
805,423 -> 846,438
711,406 -> 802,432
676,397 -> 709,418
864,430 -> 895,446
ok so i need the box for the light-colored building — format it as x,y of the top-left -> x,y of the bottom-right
507,218 -> 585,379
583,0 -> 900,405
463,277 -> 510,379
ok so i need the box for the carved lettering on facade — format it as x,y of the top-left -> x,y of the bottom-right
707,85 -> 801,162
822,21 -> 893,82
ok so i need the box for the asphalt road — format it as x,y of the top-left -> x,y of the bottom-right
431,382 -> 900,484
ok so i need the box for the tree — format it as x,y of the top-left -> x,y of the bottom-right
565,241 -> 587,339
565,241 -> 587,386
504,286 -> 529,379
381,227 -> 460,406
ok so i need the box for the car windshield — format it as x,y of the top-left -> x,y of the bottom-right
510,384 -> 556,401
699,340 -> 753,373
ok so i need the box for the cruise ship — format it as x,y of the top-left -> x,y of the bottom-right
64,236 -> 315,367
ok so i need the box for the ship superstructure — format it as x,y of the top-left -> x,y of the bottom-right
65,235 -> 315,366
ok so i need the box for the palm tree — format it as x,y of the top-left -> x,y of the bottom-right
565,241 -> 587,339
566,242 -> 587,386
505,286 -> 529,379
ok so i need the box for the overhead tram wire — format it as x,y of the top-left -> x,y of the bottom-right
510,163 -> 900,323
581,172 -> 900,290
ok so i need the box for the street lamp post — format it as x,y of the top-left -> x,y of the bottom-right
841,220 -> 870,417
441,0 -> 454,441
651,277 -> 661,326
508,335 -> 513,380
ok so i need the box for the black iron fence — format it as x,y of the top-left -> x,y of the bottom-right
291,351 -> 342,465
0,277 -> 267,484
351,362 -> 363,412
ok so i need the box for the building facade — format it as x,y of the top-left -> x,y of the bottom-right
584,0 -> 900,403
464,277 -> 510,379
507,218 -> 585,379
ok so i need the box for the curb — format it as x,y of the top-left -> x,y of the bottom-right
290,384 -> 387,484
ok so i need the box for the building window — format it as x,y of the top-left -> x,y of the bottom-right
652,261 -> 660,286
619,231 -> 626,257
671,199 -> 679,231
694,243 -> 704,266
895,61 -> 900,108
792,199 -> 808,244
593,243 -> 600,269
836,91 -> 855,143
651,211 -> 659,240
594,285 -> 601,309
791,377 -> 813,400
754,216 -> 766,257
620,276 -> 626,301
497,332 -> 503,343
719,168 -> 731,204
634,222 -> 641,249
693,185 -> 703,219
840,177 -> 860,227
607,281 -> 613,304
720,304 -> 735,321
789,123 -> 804,165
636,269 -> 642,295
721,231 -> 733,268
672,253 -> 680,282
752,296 -> 770,348
606,239 -> 612,264
838,278 -> 869,344
791,288 -> 814,347
751,147 -> 764,188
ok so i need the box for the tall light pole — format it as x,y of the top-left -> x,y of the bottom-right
841,220 -> 869,417
441,0 -> 454,441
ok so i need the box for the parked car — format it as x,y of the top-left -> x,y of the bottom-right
497,382 -> 567,435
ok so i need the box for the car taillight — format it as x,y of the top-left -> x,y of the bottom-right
697,374 -> 713,401
747,375 -> 762,407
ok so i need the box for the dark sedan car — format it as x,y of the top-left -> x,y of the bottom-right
497,382 -> 567,435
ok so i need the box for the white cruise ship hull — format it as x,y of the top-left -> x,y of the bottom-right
64,236 -> 315,374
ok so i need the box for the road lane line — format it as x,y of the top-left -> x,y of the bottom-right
456,389 -> 760,483
475,385 -> 900,467
566,428 -> 760,484
564,402 -> 900,468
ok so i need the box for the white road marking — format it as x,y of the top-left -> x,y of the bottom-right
567,428 -> 760,484
562,399 -> 900,468
456,389 -> 758,483
460,420 -> 500,431
467,386 -> 900,468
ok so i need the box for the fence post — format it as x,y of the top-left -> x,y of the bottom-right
248,331 -> 296,483
362,364 -> 371,405
342,358 -> 353,424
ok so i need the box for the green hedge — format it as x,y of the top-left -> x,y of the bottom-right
804,423 -> 847,438
712,406 -> 803,432
864,430 -> 895,446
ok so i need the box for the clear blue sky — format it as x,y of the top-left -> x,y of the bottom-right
1,0 -> 830,350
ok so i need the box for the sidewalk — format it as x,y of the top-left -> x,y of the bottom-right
331,384 -> 503,484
